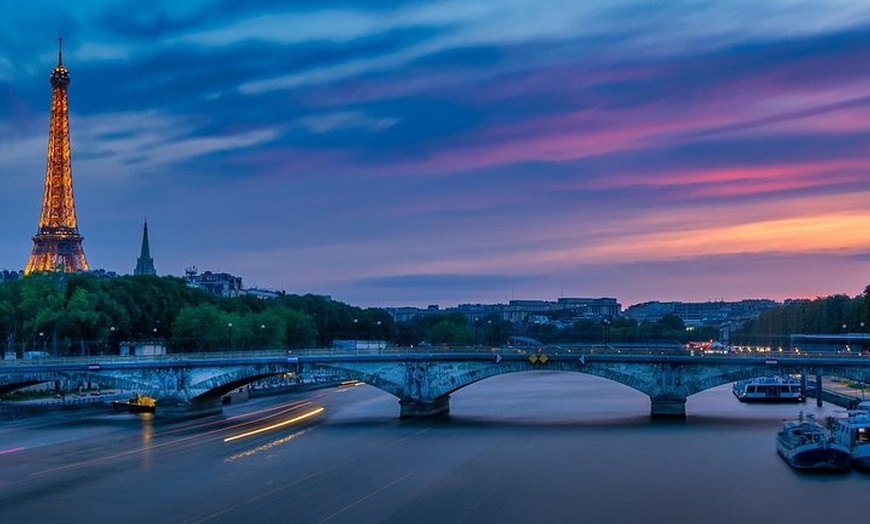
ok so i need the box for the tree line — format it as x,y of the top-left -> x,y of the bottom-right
732,286 -> 870,347
0,273 -> 392,356
2,274 -> 867,356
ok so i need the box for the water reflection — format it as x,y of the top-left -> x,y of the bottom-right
139,412 -> 153,468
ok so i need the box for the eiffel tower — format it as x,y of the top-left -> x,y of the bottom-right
25,39 -> 89,274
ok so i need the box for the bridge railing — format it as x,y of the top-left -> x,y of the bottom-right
2,344 -> 868,366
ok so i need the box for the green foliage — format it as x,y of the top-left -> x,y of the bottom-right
428,319 -> 473,344
0,274 -> 382,355
733,292 -> 870,346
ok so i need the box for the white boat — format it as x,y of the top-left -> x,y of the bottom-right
776,413 -> 851,472
833,409 -> 870,470
733,376 -> 804,403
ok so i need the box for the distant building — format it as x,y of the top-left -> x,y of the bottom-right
386,297 -> 620,324
133,220 -> 157,276
502,297 -> 621,323
184,266 -> 243,298
623,299 -> 777,327
384,306 -> 431,322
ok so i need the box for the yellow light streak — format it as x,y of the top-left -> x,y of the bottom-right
223,407 -> 324,443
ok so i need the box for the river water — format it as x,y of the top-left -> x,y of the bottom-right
1,371 -> 867,523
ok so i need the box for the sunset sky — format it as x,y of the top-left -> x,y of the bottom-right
1,1 -> 869,308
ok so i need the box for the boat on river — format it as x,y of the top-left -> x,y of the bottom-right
733,376 -> 804,403
776,413 -> 850,472
833,409 -> 870,470
111,394 -> 156,413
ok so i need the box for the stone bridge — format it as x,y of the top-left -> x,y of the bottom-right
2,350 -> 869,418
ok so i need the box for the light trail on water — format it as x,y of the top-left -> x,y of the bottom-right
223,407 -> 325,442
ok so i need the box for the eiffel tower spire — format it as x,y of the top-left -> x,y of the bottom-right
25,39 -> 89,274
134,220 -> 157,276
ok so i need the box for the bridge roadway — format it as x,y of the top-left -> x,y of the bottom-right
2,347 -> 869,418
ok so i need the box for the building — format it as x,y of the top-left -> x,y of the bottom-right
623,299 -> 778,327
133,220 -> 157,276
25,40 -> 89,274
502,297 -> 621,323
184,267 -> 243,298
386,297 -> 620,324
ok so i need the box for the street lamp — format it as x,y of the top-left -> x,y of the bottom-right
228,322 -> 233,350
260,324 -> 266,349
105,326 -> 116,355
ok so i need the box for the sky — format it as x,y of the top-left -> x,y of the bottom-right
1,0 -> 869,309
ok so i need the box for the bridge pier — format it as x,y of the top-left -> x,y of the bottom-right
399,395 -> 450,418
650,396 -> 687,418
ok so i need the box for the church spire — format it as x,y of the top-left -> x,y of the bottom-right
133,219 -> 156,276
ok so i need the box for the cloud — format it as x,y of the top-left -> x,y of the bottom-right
291,111 -> 400,134
68,111 -> 283,181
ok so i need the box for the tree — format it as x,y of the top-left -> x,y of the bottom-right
428,320 -> 472,345
171,303 -> 226,351
283,309 -> 317,349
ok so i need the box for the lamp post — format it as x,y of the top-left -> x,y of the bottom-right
260,324 -> 266,349
38,331 -> 44,354
227,322 -> 233,350
474,318 -> 479,347
843,324 -> 850,353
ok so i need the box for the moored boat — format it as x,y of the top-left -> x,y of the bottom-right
833,409 -> 870,470
111,394 -> 156,413
776,413 -> 850,472
733,376 -> 804,403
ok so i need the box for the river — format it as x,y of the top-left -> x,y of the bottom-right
0,371 -> 866,523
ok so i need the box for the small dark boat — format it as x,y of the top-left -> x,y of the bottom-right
112,394 -> 156,413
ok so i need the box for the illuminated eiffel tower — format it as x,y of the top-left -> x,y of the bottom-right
25,39 -> 89,274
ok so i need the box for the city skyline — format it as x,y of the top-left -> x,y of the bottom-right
1,1 -> 869,308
